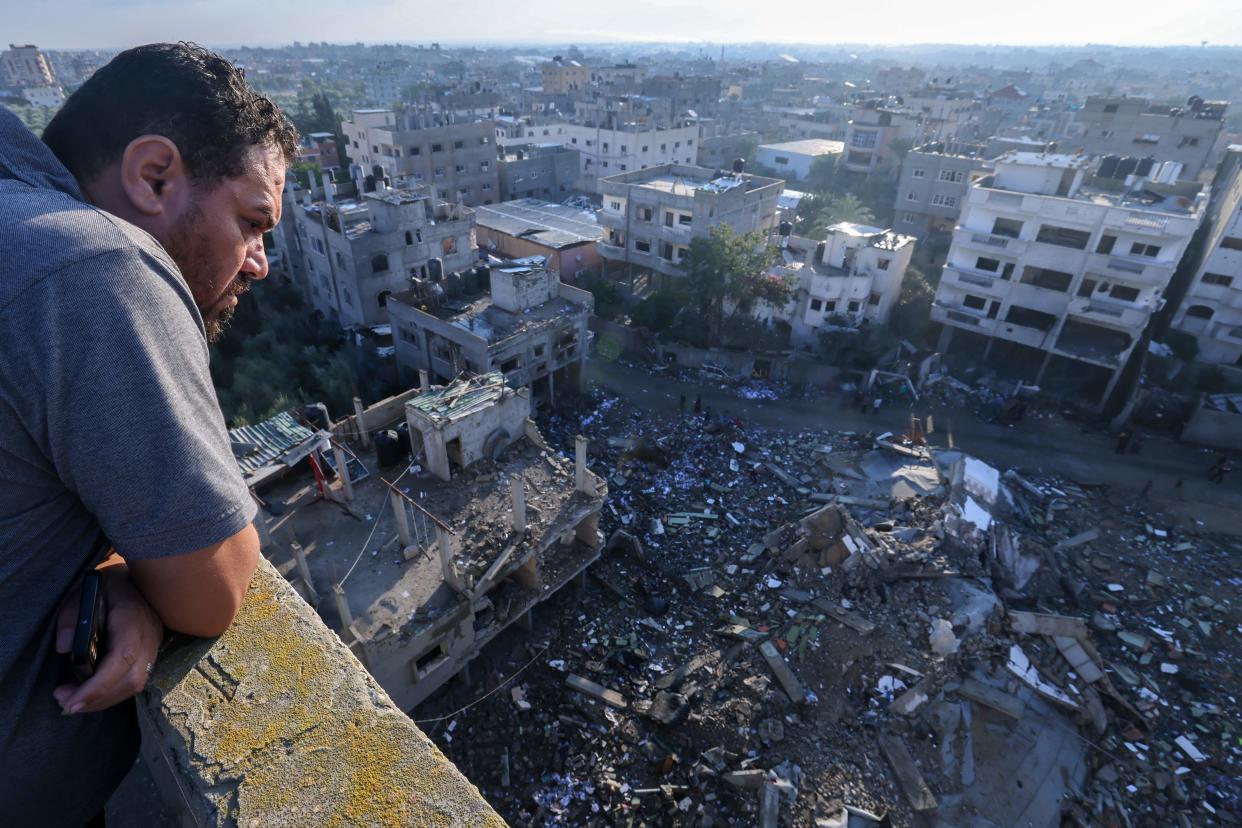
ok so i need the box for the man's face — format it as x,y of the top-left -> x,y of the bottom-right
162,144 -> 286,343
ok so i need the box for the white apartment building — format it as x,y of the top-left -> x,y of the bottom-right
767,223 -> 916,347
754,139 -> 845,182
22,84 -> 65,108
597,163 -> 783,286
1171,146 -> 1242,368
933,151 -> 1206,405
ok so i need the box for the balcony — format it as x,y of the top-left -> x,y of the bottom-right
660,223 -> 694,244
954,227 -> 1028,256
1067,296 -> 1151,329
932,300 -> 995,331
946,265 -> 1006,292
597,240 -> 627,258
138,556 -> 503,827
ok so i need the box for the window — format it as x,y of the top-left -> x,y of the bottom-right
442,237 -> 457,255
1096,234 -> 1117,254
976,257 -> 1001,272
1130,242 -> 1161,258
992,218 -> 1023,238
621,145 -> 627,153
455,164 -> 466,173
912,168 -> 926,179
482,183 -> 492,191
688,139 -> 694,146
963,294 -> 986,310
634,239 -> 651,253
480,160 -> 490,171
1098,129 -> 1115,138
906,192 -> 918,201
660,241 -> 674,260
1005,305 -> 1058,330
571,137 -> 578,144
410,146 -> 421,156
1178,136 -> 1201,148
847,300 -> 860,312
335,251 -> 346,268
1110,285 -> 1140,302
1221,237 -> 1242,251
810,299 -> 823,311
1203,272 -> 1234,287
851,130 -> 877,148
1185,305 -> 1214,320
642,145 -> 649,152
371,145 -> 378,154
371,253 -> 388,273
377,290 -> 392,308
774,156 -> 790,165
1020,266 -> 1073,292
930,194 -> 958,207
1036,225 -> 1091,250
877,258 -> 891,271
903,213 -> 918,223
1133,134 -> 1161,145
434,168 -> 445,178
674,141 -> 681,149
1103,103 -> 1119,113
404,231 -> 414,245
636,206 -> 653,222
479,136 -> 490,145
601,161 -> 609,168
585,140 -> 593,147
432,143 -> 443,152
609,200 -> 622,211
938,169 -> 964,183
660,144 -> 667,151
868,293 -> 881,305
620,164 -> 628,171
678,213 -> 693,226
1077,278 -> 1097,298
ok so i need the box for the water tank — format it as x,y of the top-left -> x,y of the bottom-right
815,241 -> 827,264
395,422 -> 412,457
732,158 -> 746,174
1115,156 -> 1139,179
374,430 -> 403,467
476,265 -> 491,290
372,164 -> 385,180
1098,155 -> 1120,179
428,258 -> 443,280
779,221 -> 793,237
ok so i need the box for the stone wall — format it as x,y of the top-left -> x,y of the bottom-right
137,557 -> 505,828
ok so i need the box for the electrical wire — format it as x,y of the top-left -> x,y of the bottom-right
412,643 -> 551,725
340,464 -> 409,585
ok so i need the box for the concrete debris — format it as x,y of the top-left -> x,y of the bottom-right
406,388 -> 1241,828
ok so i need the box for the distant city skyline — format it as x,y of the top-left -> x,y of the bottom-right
9,0 -> 1242,50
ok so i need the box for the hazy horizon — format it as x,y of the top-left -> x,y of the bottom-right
9,0 -> 1242,51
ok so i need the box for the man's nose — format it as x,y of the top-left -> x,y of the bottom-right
244,239 -> 270,281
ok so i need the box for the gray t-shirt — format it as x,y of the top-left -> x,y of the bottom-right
0,110 -> 256,824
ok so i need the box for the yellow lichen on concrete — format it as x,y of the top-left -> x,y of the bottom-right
141,557 -> 506,827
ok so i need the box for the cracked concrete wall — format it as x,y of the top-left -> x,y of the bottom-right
137,556 -> 505,828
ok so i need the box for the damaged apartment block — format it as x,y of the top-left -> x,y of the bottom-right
272,373 -> 608,711
387,259 -> 593,409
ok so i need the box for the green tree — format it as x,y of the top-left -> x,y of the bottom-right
631,289 -> 682,332
805,154 -> 841,193
890,266 -> 936,342
796,192 -> 876,238
680,226 -> 788,347
827,193 -> 876,226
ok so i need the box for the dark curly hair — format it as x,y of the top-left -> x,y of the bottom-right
43,42 -> 299,184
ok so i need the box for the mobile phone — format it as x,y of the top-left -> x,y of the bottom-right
71,571 -> 106,684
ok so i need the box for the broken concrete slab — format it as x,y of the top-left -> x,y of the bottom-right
723,769 -> 766,789
759,641 -> 806,704
1008,610 -> 1089,639
878,733 -> 938,812
1054,528 -> 1099,551
957,677 -> 1025,720
565,674 -> 628,709
811,598 -> 876,635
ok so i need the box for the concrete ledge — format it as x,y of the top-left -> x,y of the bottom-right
138,556 -> 506,828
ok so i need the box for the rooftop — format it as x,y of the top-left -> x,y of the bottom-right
606,163 -> 783,197
474,199 -> 603,249
758,138 -> 846,156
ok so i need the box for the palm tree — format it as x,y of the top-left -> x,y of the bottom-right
828,193 -> 876,227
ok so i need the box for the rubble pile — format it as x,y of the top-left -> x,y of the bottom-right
416,392 -> 1240,827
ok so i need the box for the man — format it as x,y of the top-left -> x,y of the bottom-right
0,43 -> 298,824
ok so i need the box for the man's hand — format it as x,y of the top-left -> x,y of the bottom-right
53,564 -> 163,715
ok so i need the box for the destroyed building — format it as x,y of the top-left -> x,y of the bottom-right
386,259 -> 593,408
932,150 -> 1207,405
275,172 -> 477,329
260,373 -> 607,711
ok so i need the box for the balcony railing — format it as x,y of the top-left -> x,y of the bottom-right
137,555 -> 504,827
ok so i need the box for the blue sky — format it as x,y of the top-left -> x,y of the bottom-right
11,0 -> 1242,49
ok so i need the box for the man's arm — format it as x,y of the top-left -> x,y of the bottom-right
127,524 -> 260,637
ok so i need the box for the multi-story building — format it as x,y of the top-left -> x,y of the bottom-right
22,85 -> 65,108
298,132 -> 342,170
595,62 -> 646,90
557,122 -> 701,193
1,44 -> 55,88
639,74 -> 722,122
903,87 -> 977,142
1170,145 -> 1242,368
596,163 -> 783,286
894,141 -> 991,239
1072,95 -> 1228,180
696,130 -> 760,170
769,223 -> 917,347
387,261 -> 593,407
755,139 -> 845,182
278,174 -> 476,328
541,57 -> 590,94
341,108 -> 499,207
932,151 -> 1206,405
497,143 -> 580,201
843,103 -> 925,176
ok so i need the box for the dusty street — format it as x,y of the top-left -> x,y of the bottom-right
585,358 -> 1242,537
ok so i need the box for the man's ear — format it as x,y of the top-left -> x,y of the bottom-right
119,135 -> 189,217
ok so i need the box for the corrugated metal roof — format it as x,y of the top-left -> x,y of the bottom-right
407,372 -> 508,423
229,412 -> 318,474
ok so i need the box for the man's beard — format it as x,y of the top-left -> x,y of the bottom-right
163,203 -> 250,344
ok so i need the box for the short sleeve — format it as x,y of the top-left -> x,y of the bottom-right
14,247 -> 255,559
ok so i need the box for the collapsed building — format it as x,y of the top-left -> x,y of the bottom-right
386,259 -> 593,408
253,373 -> 607,710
